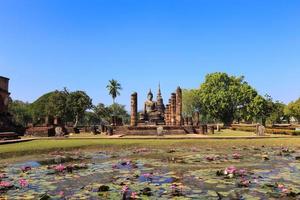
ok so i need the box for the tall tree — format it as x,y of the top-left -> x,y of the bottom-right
182,89 -> 201,117
67,91 -> 92,127
8,99 -> 32,126
199,72 -> 257,125
285,98 -> 300,123
246,94 -> 274,125
106,79 -> 122,104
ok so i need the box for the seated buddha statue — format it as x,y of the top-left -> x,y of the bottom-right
140,89 -> 162,122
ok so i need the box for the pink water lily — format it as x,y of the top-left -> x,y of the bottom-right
112,164 -> 117,169
0,173 -> 6,179
224,166 -> 237,175
142,173 -> 152,178
18,178 -> 28,188
58,191 -> 65,196
232,153 -> 242,159
0,181 -> 12,188
21,166 -> 32,172
54,164 -> 66,172
121,185 -> 129,193
130,192 -> 137,199
238,169 -> 247,176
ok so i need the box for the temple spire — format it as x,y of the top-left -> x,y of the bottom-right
158,82 -> 161,96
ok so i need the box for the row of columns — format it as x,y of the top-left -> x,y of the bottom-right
130,87 -> 183,127
165,87 -> 182,126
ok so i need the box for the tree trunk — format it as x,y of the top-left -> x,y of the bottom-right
74,114 -> 79,128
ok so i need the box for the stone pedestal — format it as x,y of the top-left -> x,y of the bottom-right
130,92 -> 138,126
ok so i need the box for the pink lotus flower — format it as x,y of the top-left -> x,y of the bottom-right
121,185 -> 129,193
238,169 -> 247,176
112,164 -> 117,169
142,173 -> 152,178
224,166 -> 237,175
206,156 -> 215,161
58,191 -> 65,196
0,181 -> 12,187
239,178 -> 250,187
54,164 -> 66,172
277,184 -> 285,189
232,153 -> 242,159
18,178 -> 28,188
0,173 -> 6,179
21,166 -> 32,172
130,192 -> 137,199
170,184 -> 177,190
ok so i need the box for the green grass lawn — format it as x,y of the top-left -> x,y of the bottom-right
1,137 -> 300,161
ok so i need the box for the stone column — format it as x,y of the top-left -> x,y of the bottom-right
176,87 -> 182,126
170,93 -> 176,126
130,92 -> 138,126
168,99 -> 172,125
164,104 -> 170,125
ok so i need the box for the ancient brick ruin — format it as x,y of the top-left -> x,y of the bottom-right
0,76 -> 24,136
118,85 -> 208,135
0,76 -> 10,113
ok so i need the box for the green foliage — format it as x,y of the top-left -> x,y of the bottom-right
93,103 -> 111,122
106,79 -> 122,103
81,111 -> 101,126
108,103 -> 130,124
8,99 -> 32,126
29,88 -> 93,125
46,89 -> 69,120
198,72 -> 257,125
267,101 -> 286,124
30,92 -> 55,123
285,98 -> 300,122
93,103 -> 130,124
67,91 -> 93,127
182,89 -> 201,117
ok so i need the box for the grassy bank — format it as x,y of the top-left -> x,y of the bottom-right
1,137 -> 300,160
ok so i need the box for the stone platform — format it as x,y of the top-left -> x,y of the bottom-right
114,125 -> 210,135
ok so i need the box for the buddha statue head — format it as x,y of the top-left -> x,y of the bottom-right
147,89 -> 153,101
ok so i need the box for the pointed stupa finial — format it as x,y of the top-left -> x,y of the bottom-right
158,82 -> 161,96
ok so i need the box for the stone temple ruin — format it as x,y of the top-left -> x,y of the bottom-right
114,85 -> 210,135
0,76 -> 24,138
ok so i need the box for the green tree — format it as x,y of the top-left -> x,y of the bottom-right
82,111 -> 101,126
199,72 -> 257,125
45,89 -> 69,122
8,99 -> 32,126
246,94 -> 274,125
67,91 -> 93,127
30,91 -> 56,124
108,103 -> 130,124
182,89 -> 201,117
93,103 -> 111,122
30,88 -> 92,125
285,98 -> 300,123
106,79 -> 122,103
267,101 -> 286,124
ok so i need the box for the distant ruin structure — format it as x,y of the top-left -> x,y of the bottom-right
130,85 -> 184,126
0,76 -> 10,113
0,76 -> 25,135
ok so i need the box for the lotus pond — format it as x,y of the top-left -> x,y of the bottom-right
1,139 -> 300,199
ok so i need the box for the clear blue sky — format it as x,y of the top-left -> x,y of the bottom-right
1,0 -> 299,110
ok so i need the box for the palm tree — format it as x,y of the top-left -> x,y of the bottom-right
106,79 -> 122,104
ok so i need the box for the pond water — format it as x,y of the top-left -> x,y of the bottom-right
0,146 -> 300,199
